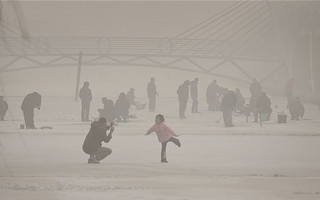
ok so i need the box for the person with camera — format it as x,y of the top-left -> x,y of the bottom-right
82,117 -> 115,164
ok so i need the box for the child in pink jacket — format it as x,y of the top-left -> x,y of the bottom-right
145,114 -> 181,163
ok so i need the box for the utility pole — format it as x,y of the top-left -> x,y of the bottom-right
75,51 -> 83,102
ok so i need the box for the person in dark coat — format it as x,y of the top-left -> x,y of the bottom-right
0,96 -> 8,121
256,92 -> 272,121
82,117 -> 114,164
21,92 -> 41,129
249,79 -> 262,122
98,97 -> 116,123
177,80 -> 190,119
289,97 -> 304,120
206,80 -> 220,111
147,77 -> 158,112
190,78 -> 199,113
221,90 -> 237,127
79,81 -> 92,121
115,92 -> 130,122
235,88 -> 245,113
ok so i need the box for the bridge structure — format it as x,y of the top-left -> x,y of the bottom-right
1,1 -> 319,97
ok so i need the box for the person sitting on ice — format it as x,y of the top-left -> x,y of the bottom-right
0,96 -> 8,121
289,97 -> 304,120
98,97 -> 116,123
115,92 -> 130,122
82,117 -> 115,164
145,114 -> 181,163
256,92 -> 272,121
126,88 -> 136,106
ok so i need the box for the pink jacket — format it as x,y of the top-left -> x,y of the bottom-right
146,121 -> 178,143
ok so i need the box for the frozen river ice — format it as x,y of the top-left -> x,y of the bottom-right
0,96 -> 320,200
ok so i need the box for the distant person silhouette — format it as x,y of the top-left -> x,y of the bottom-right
177,80 -> 190,119
115,92 -> 130,122
206,80 -> 220,111
98,97 -> 116,123
289,97 -> 304,120
235,88 -> 245,113
21,92 -> 41,129
147,77 -> 158,112
190,78 -> 199,113
126,88 -> 136,106
0,96 -> 8,121
249,79 -> 262,122
221,90 -> 237,127
145,114 -> 181,163
82,117 -> 115,164
79,81 -> 92,122
256,92 -> 272,121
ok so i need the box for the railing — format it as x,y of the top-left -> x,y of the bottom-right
0,36 -> 281,61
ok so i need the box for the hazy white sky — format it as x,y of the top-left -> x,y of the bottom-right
18,1 -> 232,37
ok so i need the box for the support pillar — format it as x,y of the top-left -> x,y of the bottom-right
75,51 -> 83,102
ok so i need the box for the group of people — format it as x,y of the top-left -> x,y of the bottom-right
0,77 -> 307,130
0,76 -> 309,165
80,78 -> 158,123
176,77 -> 306,127
80,82 -> 131,123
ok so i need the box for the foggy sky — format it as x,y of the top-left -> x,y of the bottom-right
19,1 -> 232,37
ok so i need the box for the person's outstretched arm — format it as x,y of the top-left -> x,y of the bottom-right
145,124 -> 156,136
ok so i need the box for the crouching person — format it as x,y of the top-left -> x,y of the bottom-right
82,117 -> 114,164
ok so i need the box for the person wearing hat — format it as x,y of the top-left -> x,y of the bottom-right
82,117 -> 115,164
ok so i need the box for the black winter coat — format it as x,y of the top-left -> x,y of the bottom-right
221,91 -> 237,110
82,121 -> 112,154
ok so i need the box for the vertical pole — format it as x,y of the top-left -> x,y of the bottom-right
265,1 -> 292,79
309,31 -> 315,95
75,51 -> 83,102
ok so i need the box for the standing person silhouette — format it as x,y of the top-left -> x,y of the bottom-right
206,80 -> 219,111
79,81 -> 92,122
177,80 -> 190,119
190,78 -> 199,113
147,77 -> 158,112
0,96 -> 8,121
249,79 -> 262,122
221,90 -> 237,127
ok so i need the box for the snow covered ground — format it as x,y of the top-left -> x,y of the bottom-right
0,96 -> 320,200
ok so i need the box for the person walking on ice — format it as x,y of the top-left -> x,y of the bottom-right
145,114 -> 181,163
